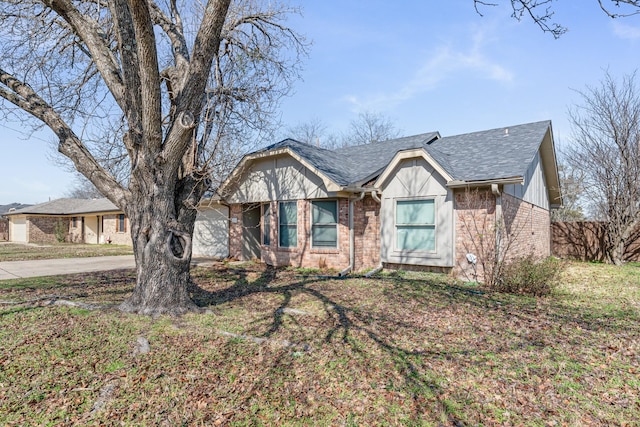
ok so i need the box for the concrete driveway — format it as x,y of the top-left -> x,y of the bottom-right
0,255 -> 136,280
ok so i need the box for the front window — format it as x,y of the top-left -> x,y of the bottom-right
262,203 -> 271,245
117,214 -> 126,233
279,201 -> 297,247
312,200 -> 338,248
395,199 -> 435,251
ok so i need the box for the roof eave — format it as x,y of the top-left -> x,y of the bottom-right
447,177 -> 525,188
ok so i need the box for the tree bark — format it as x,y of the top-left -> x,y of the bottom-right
118,189 -> 199,316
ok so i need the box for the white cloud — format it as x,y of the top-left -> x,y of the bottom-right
612,21 -> 640,40
344,27 -> 514,111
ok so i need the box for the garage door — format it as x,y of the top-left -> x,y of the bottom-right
192,205 -> 229,258
10,217 -> 27,242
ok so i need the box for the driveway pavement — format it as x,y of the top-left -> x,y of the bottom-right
0,255 -> 136,280
0,255 -> 220,281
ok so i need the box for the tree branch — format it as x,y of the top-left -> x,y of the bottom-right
43,0 -> 126,106
0,68 -> 129,208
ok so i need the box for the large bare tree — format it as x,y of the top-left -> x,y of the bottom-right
566,72 -> 640,265
0,0 -> 305,315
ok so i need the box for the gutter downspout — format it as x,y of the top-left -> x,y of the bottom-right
491,184 -> 502,261
339,191 -> 366,277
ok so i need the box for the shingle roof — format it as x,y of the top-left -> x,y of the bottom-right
4,198 -> 120,215
245,120 -> 552,188
426,120 -> 551,182
261,132 -> 439,186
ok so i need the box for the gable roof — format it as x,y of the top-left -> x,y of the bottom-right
220,120 -> 560,203
425,120 -> 552,182
3,198 -> 120,216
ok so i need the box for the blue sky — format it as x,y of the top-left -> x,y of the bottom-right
2,1 -> 640,205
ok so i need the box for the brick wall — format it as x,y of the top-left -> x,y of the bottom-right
453,190 -> 551,282
102,214 -> 132,246
0,218 -> 8,241
453,190 -> 497,281
501,192 -> 551,260
69,217 -> 83,243
229,197 -> 381,272
27,216 -> 68,243
353,196 -> 381,271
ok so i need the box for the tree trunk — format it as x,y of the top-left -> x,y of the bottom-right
118,191 -> 200,316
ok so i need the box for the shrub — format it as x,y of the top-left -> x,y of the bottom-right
493,256 -> 562,296
54,220 -> 68,243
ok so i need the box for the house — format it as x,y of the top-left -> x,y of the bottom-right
4,198 -> 133,245
218,120 -> 561,278
3,198 -> 230,258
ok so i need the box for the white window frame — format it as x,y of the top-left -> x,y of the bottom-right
311,200 -> 338,249
278,201 -> 298,248
394,197 -> 436,252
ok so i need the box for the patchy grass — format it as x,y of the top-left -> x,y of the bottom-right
0,261 -> 638,426
0,243 -> 133,261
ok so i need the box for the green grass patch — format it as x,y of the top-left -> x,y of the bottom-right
0,243 -> 132,262
0,261 -> 638,425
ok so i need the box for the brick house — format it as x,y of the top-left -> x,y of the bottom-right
4,197 -> 230,258
4,198 -> 133,245
219,120 -> 561,277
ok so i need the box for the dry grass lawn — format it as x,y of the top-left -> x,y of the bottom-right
0,261 -> 638,426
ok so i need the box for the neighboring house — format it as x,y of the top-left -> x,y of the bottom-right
5,198 -> 133,245
219,120 -> 561,278
4,198 -> 230,258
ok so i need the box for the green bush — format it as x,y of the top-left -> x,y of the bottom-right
54,220 -> 68,243
494,256 -> 562,296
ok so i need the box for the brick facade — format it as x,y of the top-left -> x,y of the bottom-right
453,189 -> 551,282
453,190 -> 497,281
229,196 -> 381,272
27,216 -> 68,244
0,218 -> 8,241
501,192 -> 551,260
22,214 -> 132,245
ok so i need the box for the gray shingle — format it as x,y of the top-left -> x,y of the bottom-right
427,120 -> 551,181
257,121 -> 550,187
5,198 -> 120,215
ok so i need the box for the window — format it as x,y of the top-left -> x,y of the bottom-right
395,199 -> 435,251
279,201 -> 297,247
117,214 -> 126,233
312,200 -> 338,248
262,203 -> 271,245
71,217 -> 77,228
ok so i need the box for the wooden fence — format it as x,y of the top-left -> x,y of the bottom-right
552,221 -> 640,262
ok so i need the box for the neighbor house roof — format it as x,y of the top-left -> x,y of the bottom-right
0,203 -> 32,215
3,198 -> 120,216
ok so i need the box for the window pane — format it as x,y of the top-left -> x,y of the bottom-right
312,201 -> 337,224
312,225 -> 337,247
280,202 -> 297,225
397,200 -> 434,225
262,204 -> 270,245
279,225 -> 297,247
396,225 -> 435,251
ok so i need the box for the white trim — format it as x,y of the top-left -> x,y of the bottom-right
375,149 -> 453,188
310,199 -> 339,249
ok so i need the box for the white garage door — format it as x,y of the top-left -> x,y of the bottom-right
192,205 -> 229,258
10,217 -> 27,242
